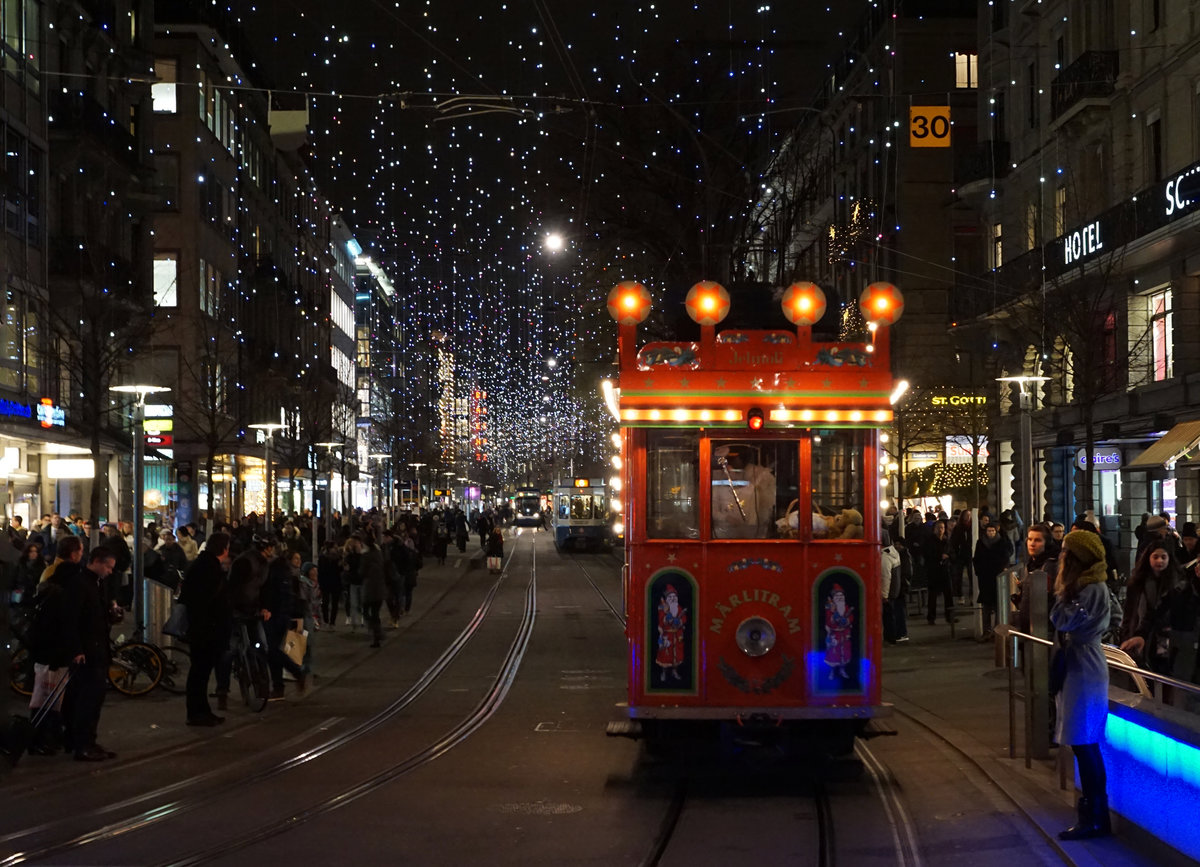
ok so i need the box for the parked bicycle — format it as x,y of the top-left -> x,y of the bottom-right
231,618 -> 270,712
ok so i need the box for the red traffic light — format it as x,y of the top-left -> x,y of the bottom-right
747,407 -> 764,431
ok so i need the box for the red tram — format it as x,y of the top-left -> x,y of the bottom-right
607,279 -> 904,754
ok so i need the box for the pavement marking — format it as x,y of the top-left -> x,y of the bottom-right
856,741 -> 924,867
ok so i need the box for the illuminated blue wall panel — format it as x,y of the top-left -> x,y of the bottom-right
1102,712 -> 1200,860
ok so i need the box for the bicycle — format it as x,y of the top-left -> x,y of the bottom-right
156,643 -> 190,695
108,634 -> 164,696
230,618 -> 270,712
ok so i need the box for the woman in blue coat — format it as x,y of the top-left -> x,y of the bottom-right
1052,529 -> 1112,840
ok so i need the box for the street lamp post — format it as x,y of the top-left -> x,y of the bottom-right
996,376 -> 1049,538
248,422 -> 285,529
111,384 -> 170,632
314,441 -> 343,564
408,462 -> 427,512
370,453 -> 392,520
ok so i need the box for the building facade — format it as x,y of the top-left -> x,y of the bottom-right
965,0 -> 1200,562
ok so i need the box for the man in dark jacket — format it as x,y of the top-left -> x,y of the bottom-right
178,532 -> 232,725
52,545 -> 118,761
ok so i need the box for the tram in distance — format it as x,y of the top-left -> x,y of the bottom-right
550,478 -> 612,550
604,278 -> 905,755
512,486 -> 546,527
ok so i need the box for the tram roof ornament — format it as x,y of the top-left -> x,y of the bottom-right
781,282 -> 827,326
607,281 -> 652,325
685,281 -> 730,326
859,282 -> 905,326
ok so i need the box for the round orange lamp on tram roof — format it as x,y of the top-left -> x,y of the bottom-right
781,281 -> 827,326
685,281 -> 730,326
607,281 -> 652,325
858,281 -> 904,325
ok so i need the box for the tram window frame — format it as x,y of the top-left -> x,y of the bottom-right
645,430 -> 700,540
809,428 -> 866,541
709,437 -> 800,540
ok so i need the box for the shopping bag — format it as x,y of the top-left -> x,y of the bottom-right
281,627 -> 308,666
487,556 -> 501,572
163,600 -> 189,639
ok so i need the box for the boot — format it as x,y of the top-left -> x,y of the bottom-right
1059,795 -> 1111,840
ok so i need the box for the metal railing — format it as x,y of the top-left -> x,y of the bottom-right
996,624 -> 1200,782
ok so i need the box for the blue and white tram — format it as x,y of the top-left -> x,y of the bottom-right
551,479 -> 611,550
513,487 -> 545,527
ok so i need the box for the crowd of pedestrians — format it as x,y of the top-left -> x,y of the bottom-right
5,504 -> 503,759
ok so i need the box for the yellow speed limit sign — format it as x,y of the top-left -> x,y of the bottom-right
909,106 -> 951,148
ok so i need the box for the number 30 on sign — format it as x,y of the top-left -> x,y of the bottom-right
909,106 -> 951,148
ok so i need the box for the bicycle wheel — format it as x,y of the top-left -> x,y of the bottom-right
108,642 -> 164,696
9,646 -> 33,696
157,644 -> 191,695
245,651 -> 269,713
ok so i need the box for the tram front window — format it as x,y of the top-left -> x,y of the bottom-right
570,495 -> 593,519
711,439 -> 797,539
647,430 -> 699,539
811,429 -> 865,539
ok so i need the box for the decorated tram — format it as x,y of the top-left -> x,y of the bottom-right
606,279 -> 903,754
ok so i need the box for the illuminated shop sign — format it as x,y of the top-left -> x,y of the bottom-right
0,397 -> 65,427
1062,220 -> 1103,266
1164,163 -> 1200,218
930,393 -> 986,407
1075,446 -> 1122,471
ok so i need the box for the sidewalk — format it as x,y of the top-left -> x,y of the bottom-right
882,619 -> 1193,866
2,543 -> 485,791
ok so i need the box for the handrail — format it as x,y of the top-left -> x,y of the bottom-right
998,624 -> 1200,698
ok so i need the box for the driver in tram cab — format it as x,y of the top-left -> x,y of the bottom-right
711,444 -> 776,539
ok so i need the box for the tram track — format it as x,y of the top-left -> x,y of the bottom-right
157,551 -> 539,867
0,542 -> 527,867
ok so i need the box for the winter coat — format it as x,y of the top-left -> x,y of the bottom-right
1051,578 -> 1111,745
880,544 -> 900,599
359,545 -> 388,605
37,563 -> 111,668
485,531 -> 504,559
227,550 -> 269,618
178,549 -> 231,647
1150,577 -> 1200,685
972,536 -> 1013,608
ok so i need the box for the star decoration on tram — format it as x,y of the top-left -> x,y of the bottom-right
679,377 -> 689,387
750,377 -> 764,390
833,553 -> 843,562
822,379 -> 832,388
716,378 -> 726,388
667,552 -> 677,563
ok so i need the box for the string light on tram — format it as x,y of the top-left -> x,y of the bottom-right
611,455 -> 623,469
609,475 -> 622,492
610,497 -> 623,513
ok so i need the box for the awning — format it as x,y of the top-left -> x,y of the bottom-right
1126,420 -> 1200,469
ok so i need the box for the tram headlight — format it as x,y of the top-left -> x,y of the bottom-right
612,521 -> 625,536
735,616 -> 776,657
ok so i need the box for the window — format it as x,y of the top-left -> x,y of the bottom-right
1150,0 -> 1162,32
1150,289 -> 1173,381
811,430 -> 865,539
153,253 -> 178,306
646,430 -> 699,539
2,0 -> 40,89
711,439 -> 797,540
152,59 -> 177,113
1054,186 -> 1066,236
1027,61 -> 1039,128
991,222 -> 1003,269
0,289 -> 20,388
955,52 -> 977,89
1025,200 -> 1040,251
201,260 -> 219,316
1146,117 -> 1163,183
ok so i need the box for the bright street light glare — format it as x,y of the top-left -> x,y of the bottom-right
545,232 -> 565,251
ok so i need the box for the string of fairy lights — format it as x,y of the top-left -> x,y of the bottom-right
216,1 -> 870,485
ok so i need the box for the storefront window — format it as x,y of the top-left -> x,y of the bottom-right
811,429 -> 865,539
710,439 -> 798,539
647,430 -> 699,539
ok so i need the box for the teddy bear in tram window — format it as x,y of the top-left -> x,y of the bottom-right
830,508 -> 864,540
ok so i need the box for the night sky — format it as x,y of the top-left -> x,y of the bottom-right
230,1 -> 865,477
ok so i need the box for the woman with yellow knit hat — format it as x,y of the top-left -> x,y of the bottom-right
1052,529 -> 1112,840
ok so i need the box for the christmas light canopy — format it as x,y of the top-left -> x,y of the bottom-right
685,281 -> 730,326
608,281 -> 652,325
859,282 -> 905,325
781,282 -> 827,326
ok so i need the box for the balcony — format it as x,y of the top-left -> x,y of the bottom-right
954,140 -> 1011,191
48,91 -> 141,173
1050,51 -> 1118,124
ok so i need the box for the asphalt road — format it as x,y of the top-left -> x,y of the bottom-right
2,529 -> 1185,866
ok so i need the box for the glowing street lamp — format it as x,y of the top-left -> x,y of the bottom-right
110,384 -> 170,632
248,422 -> 285,527
408,462 -> 427,509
